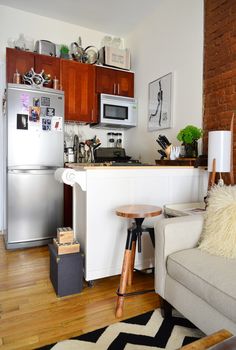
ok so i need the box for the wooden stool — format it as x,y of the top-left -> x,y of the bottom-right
115,204 -> 162,318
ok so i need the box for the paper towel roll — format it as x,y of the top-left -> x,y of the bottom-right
54,168 -> 76,186
54,168 -> 87,191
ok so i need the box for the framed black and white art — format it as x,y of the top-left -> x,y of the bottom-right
148,72 -> 172,131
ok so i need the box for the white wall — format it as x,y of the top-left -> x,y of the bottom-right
0,6 -> 108,61
125,0 -> 204,163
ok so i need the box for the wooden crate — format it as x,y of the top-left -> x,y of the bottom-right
57,227 -> 74,244
53,238 -> 80,255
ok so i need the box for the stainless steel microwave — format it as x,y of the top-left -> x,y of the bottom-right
93,94 -> 137,129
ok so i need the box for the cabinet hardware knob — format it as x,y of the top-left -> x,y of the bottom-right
113,83 -> 116,94
117,83 -> 120,95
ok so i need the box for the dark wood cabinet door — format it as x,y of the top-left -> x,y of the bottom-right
96,66 -> 134,97
96,66 -> 117,95
6,48 -> 34,83
34,54 -> 60,88
61,60 -> 97,123
116,70 -> 134,97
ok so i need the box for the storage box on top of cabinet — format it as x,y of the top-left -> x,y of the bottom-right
99,46 -> 131,70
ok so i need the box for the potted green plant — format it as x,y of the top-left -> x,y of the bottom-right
177,125 -> 203,157
60,44 -> 70,59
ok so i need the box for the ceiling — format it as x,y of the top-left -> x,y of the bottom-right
0,0 -> 160,36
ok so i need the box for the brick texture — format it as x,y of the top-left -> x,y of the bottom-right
204,0 -> 236,182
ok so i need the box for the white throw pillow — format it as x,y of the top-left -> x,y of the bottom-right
198,184 -> 236,258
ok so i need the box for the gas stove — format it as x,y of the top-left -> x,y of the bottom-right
94,147 -> 137,164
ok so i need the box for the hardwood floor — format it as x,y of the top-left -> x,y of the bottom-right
0,236 -> 160,349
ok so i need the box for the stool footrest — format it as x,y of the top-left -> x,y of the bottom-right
134,267 -> 154,275
116,288 -> 155,297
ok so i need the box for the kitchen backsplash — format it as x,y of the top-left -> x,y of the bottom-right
64,122 -> 125,149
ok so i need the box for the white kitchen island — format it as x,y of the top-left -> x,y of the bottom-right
56,165 -> 208,282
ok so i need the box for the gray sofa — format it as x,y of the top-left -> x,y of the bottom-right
154,215 -> 236,335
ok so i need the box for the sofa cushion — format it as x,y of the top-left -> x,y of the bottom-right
198,184 -> 236,258
167,248 -> 236,323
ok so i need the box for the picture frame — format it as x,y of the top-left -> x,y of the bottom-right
148,72 -> 172,131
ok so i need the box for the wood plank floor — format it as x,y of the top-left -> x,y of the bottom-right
0,236 -> 160,349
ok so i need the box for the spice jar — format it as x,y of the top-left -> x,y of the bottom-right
13,70 -> 21,84
53,77 -> 59,90
107,132 -> 115,147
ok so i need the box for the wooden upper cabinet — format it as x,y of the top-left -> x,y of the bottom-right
96,67 -> 117,95
116,70 -> 134,97
34,54 -> 60,89
6,48 -> 60,89
6,48 -> 34,83
60,60 -> 97,123
96,66 -> 134,97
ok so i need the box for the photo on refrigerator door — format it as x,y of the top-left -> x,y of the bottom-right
33,97 -> 40,107
29,106 -> 40,122
148,72 -> 172,131
17,114 -> 28,130
42,118 -> 52,131
52,117 -> 62,132
46,107 -> 55,117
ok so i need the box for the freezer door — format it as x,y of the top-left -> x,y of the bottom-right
7,85 -> 64,167
7,169 -> 63,244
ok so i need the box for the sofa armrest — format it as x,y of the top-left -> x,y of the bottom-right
154,214 -> 204,297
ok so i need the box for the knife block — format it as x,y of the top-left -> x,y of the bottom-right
165,145 -> 171,160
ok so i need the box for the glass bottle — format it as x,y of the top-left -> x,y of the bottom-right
117,133 -> 123,148
113,133 -> 118,148
107,132 -> 115,147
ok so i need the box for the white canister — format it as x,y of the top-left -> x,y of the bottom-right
67,147 -> 75,163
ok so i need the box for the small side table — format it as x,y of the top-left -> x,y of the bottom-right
49,244 -> 83,297
115,204 -> 162,317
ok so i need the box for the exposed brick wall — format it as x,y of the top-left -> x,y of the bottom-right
204,0 -> 236,181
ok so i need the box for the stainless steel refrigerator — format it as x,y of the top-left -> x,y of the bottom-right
4,83 -> 64,249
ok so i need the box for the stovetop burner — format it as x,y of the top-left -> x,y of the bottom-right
109,160 -> 142,166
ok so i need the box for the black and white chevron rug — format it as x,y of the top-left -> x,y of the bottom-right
39,309 -> 204,349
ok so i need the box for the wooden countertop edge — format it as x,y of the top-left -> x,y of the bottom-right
65,164 -> 206,170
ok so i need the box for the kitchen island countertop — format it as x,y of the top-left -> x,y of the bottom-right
56,165 -> 208,281
65,162 -> 198,170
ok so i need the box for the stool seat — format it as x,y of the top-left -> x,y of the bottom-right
115,204 -> 162,318
116,204 -> 162,219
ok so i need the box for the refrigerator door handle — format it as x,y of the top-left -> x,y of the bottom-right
8,169 -> 57,175
8,165 -> 61,171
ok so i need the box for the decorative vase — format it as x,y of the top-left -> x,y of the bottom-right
184,141 -> 198,158
60,53 -> 69,59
